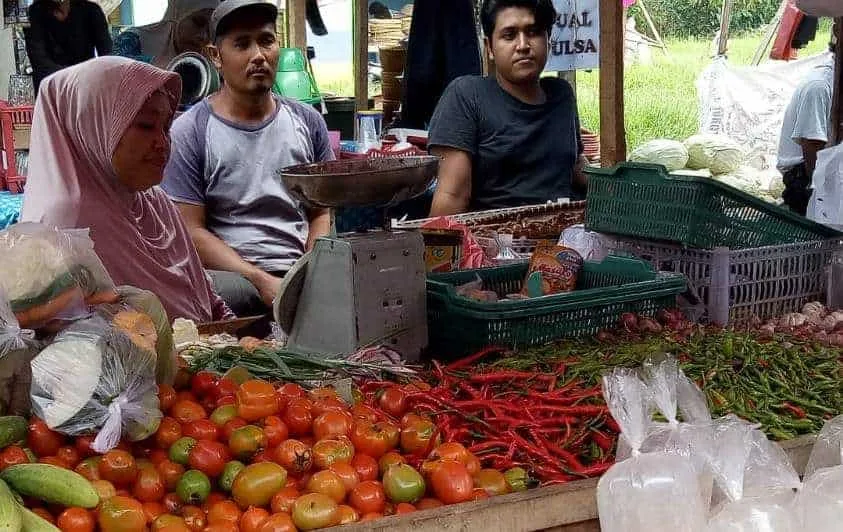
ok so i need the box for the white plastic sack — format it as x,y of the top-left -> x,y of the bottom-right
30,315 -> 161,453
558,225 -> 615,261
0,288 -> 39,416
792,416 -> 843,530
795,0 -> 843,16
804,415 -> 843,477
807,144 -> 843,229
597,368 -> 708,532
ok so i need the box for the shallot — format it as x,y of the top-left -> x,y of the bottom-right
802,302 -> 826,318
638,317 -> 663,334
620,312 -> 639,332
779,313 -> 808,328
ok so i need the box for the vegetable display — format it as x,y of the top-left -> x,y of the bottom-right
628,139 -> 690,171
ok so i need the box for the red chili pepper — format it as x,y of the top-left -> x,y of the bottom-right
780,402 -> 807,419
568,461 -> 613,478
470,371 -> 555,383
444,346 -> 508,371
469,441 -> 509,453
529,429 -> 585,471
591,429 -> 615,452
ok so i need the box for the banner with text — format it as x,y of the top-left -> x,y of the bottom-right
546,0 -> 600,72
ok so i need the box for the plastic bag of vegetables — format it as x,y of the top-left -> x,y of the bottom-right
0,223 -> 118,330
628,139 -> 690,171
684,134 -> 745,175
29,314 -> 161,453
0,288 -> 40,416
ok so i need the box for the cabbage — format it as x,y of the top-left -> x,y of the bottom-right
629,139 -> 689,171
684,134 -> 744,175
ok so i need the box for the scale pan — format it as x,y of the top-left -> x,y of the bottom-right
278,156 -> 439,208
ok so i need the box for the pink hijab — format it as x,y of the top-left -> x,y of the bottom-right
21,56 -> 225,322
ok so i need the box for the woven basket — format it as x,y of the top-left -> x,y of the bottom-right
379,45 -> 406,72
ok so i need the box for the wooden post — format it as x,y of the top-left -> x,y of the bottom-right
598,0 -> 626,166
717,0 -> 734,56
752,0 -> 787,66
832,18 -> 843,146
353,0 -> 369,112
286,0 -> 308,50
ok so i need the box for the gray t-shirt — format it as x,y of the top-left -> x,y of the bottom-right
162,95 -> 334,272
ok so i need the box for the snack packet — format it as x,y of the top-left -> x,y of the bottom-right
521,245 -> 583,297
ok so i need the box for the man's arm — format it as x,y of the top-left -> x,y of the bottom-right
799,139 -> 827,177
176,203 -> 281,306
429,147 -> 473,216
306,209 -> 330,250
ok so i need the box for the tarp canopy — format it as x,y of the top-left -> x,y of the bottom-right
795,0 -> 843,17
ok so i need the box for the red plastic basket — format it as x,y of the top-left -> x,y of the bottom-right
0,101 -> 34,192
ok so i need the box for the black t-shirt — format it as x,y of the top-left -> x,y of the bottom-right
428,75 -> 584,211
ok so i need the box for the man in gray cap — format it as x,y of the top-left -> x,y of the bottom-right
162,0 -> 333,323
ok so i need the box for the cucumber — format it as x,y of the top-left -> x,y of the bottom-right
0,479 -> 22,532
1,464 -> 99,509
19,506 -> 59,532
0,417 -> 27,449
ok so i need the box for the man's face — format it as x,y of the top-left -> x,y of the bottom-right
486,7 -> 548,86
209,19 -> 279,95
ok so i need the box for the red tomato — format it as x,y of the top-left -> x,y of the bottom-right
257,513 -> 297,532
181,505 -> 207,532
39,456 -> 69,468
201,492 -> 228,513
142,501 -> 165,524
311,398 -> 346,417
400,419 -> 441,456
56,445 -> 81,468
416,497 -> 444,510
336,504 -> 360,525
276,383 -> 305,405
350,404 -> 380,424
0,445 -> 29,470
350,454 -> 379,482
201,395 -> 219,415
98,496 -> 146,532
430,460 -> 473,504
378,452 -> 406,476
261,416 -> 289,447
91,479 -> 117,501
350,422 -> 399,459
282,399 -> 313,436
31,508 -> 55,524
313,411 -> 353,441
395,502 -> 416,514
221,418 -> 248,441
175,391 -> 196,402
99,450 -> 139,487
203,524 -> 239,532
378,387 -> 408,418
187,440 -> 231,477
148,449 -> 169,466
172,400 -> 207,424
182,419 -> 220,442
155,417 -> 183,449
28,418 -> 64,458
329,462 -> 360,492
74,435 -> 97,458
348,480 -> 386,514
158,384 -> 177,413
312,438 -> 355,470
273,439 -> 313,474
213,378 -> 238,400
236,380 -> 280,422
162,492 -> 184,514
132,466 -> 166,503
156,460 -> 185,491
306,470 -> 347,503
216,396 -> 236,408
270,486 -> 299,514
190,371 -> 218,398
206,500 -> 241,525
57,507 -> 95,532
471,488 -> 490,500
240,507 -> 270,532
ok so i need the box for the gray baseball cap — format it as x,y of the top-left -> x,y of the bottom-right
210,0 -> 278,41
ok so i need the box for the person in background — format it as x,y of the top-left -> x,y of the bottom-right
777,21 -> 839,216
26,0 -> 112,94
427,0 -> 587,215
20,56 -> 231,323
114,0 -> 219,66
162,0 -> 333,321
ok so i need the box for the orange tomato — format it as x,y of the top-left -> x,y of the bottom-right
228,425 -> 268,461
400,420 -> 441,456
311,398 -> 347,417
270,486 -> 300,514
240,507 -> 270,532
206,500 -> 241,525
56,445 -> 81,468
274,439 -> 313,474
28,418 -> 65,458
99,450 -> 139,487
151,515 -> 187,531
75,457 -> 101,481
57,507 -> 95,532
350,422 -> 399,459
182,419 -> 220,442
158,384 -> 177,412
282,399 -> 313,436
378,387 -> 408,418
336,504 -> 360,524
395,502 -> 416,514
236,380 -> 279,421
378,451 -> 406,476
473,468 -> 510,496
181,505 -> 207,532
306,470 -> 347,503
430,460 -> 474,504
201,523 -> 239,532
312,410 -> 353,440
359,512 -> 383,522
348,480 -> 386,514
471,488 -> 490,500
40,456 -> 69,468
155,417 -> 183,449
157,459 -> 186,491
171,400 -> 207,424
91,479 -> 118,501
0,445 -> 29,471
132,466 -> 165,503
328,462 -> 360,492
257,512 -> 298,532
98,496 -> 147,532
261,416 -> 289,447
141,501 -> 165,524
350,453 -> 379,482
312,438 -> 354,470
416,497 -> 444,510
31,508 -> 55,523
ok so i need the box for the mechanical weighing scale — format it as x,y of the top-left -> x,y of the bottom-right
274,156 -> 440,362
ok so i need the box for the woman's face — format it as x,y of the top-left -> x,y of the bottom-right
112,91 -> 173,192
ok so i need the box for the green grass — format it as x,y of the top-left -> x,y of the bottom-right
313,26 -> 831,147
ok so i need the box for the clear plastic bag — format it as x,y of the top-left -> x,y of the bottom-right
0,288 -> 40,416
30,315 -> 161,453
0,224 -> 117,330
707,417 -> 800,531
793,416 -> 843,531
597,368 -> 708,532
804,415 -> 843,477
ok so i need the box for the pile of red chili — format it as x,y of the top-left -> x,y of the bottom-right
361,348 -> 618,486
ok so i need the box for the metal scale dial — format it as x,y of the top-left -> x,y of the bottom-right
274,157 -> 439,362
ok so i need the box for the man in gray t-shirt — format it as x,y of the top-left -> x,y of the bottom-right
162,0 -> 333,318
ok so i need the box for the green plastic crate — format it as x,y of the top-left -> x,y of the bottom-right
585,163 -> 841,249
426,256 -> 686,356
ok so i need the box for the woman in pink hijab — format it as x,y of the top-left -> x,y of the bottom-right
21,56 -> 230,322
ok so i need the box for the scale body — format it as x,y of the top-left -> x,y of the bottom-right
275,156 -> 439,361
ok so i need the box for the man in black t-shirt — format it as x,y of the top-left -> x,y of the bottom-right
427,0 -> 587,214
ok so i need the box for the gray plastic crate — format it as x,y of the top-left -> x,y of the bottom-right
605,237 -> 843,325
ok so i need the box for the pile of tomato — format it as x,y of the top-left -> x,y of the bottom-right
3,370 -> 527,531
